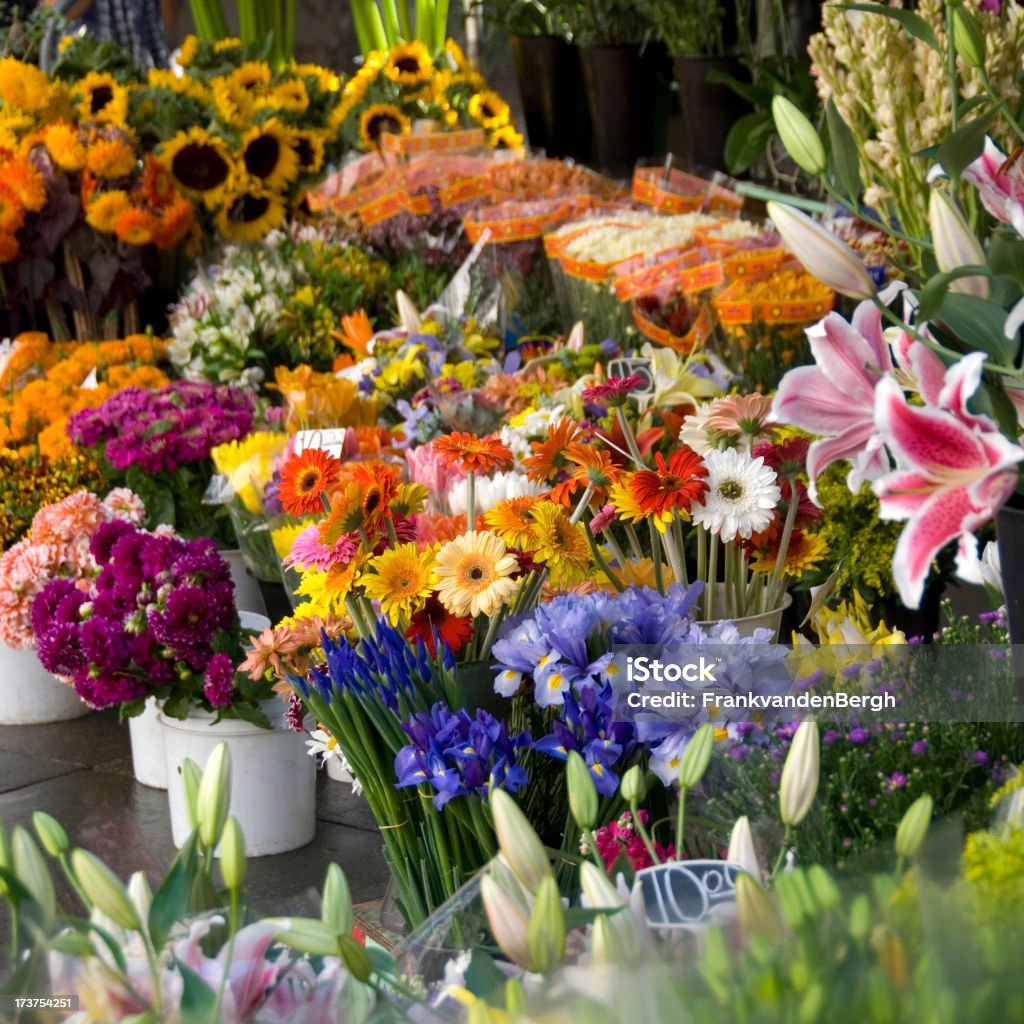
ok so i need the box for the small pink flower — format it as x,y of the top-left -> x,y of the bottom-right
590,504 -> 617,533
963,137 -> 1024,238
582,374 -> 646,405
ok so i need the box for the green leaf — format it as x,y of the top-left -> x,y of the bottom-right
704,68 -> 772,107
988,231 -> 1024,288
724,112 -> 775,175
229,703 -> 272,730
916,266 -> 993,321
937,109 -> 999,179
175,957 -> 218,1019
826,97 -> 861,202
838,3 -> 940,52
933,291 -> 1017,366
148,833 -> 199,950
464,949 -> 510,1001
161,691 -> 190,721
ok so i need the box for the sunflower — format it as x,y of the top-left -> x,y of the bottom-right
214,184 -> 286,242
383,41 -> 434,86
0,57 -> 52,114
224,62 -> 272,115
210,79 -> 248,128
467,90 -> 510,130
146,68 -> 191,94
84,190 -> 131,233
43,122 -> 86,171
160,127 -> 235,207
5,158 -> 46,213
280,448 -> 341,517
361,543 -> 437,625
434,530 -> 519,618
433,432 -> 514,475
114,207 -> 160,246
0,232 -> 18,264
358,103 -> 410,150
0,182 -> 24,235
177,35 -> 199,67
290,130 -> 325,174
240,120 -> 300,192
153,197 -> 195,249
86,137 -> 136,179
528,502 -> 591,586
484,495 -> 541,550
445,39 -> 470,72
488,125 -> 523,150
75,72 -> 128,125
263,78 -> 309,113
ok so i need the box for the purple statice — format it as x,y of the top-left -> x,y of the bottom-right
203,655 -> 235,707
394,703 -> 531,809
846,727 -> 870,745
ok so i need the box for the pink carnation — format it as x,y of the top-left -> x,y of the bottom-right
102,488 -> 146,524
0,539 -> 61,648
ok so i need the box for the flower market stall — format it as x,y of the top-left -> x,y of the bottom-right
2,0 -> 1024,1020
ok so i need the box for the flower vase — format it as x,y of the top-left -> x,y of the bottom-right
695,584 -> 792,640
129,697 -> 167,789
221,548 -> 267,616
0,644 -> 90,725
997,496 -> 1024,701
160,700 -> 316,856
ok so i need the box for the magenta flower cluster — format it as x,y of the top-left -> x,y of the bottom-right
67,382 -> 254,474
33,521 -> 241,711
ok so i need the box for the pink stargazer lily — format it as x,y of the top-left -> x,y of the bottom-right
963,137 -> 1024,238
872,353 -> 1024,608
773,288 -> 900,498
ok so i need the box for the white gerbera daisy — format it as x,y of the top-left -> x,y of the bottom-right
692,448 -> 781,542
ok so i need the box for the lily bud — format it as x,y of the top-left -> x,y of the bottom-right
727,816 -> 761,879
849,893 -> 872,943
219,818 -> 247,892
338,934 -> 372,981
678,722 -> 714,790
32,812 -> 69,858
566,750 -> 598,830
481,875 -> 533,969
128,871 -> 152,922
766,201 -> 877,299
197,743 -> 231,851
929,189 -> 989,297
772,96 -> 826,176
579,860 -> 622,908
268,916 -> 343,957
620,764 -> 647,805
395,290 -> 422,332
490,788 -> 550,892
894,794 -> 933,860
735,872 -> 785,942
527,875 -> 566,974
504,978 -> 526,1014
181,758 -> 202,832
807,864 -> 841,911
779,720 -> 820,827
952,5 -> 986,68
13,827 -> 55,922
71,849 -> 139,931
589,914 -> 620,966
322,862 -> 353,935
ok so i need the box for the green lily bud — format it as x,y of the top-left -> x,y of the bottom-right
338,934 -> 372,981
527,875 -> 566,974
848,893 -> 872,943
181,758 -> 202,832
589,914 -> 618,966
128,871 -> 152,922
620,764 -> 647,805
32,812 -> 69,858
197,743 -> 231,851
219,818 -> 247,892
566,750 -> 598,830
779,720 -> 819,826
71,849 -> 138,931
736,873 -> 785,942
490,788 -> 550,892
895,794 -> 933,860
807,864 -> 841,911
678,722 -> 714,790
773,871 -> 806,930
481,875 -> 532,969
467,1002 -> 494,1024
579,860 -> 622,908
952,4 -> 986,68
798,982 -> 826,1024
13,827 -> 55,922
504,978 -> 526,1014
267,916 -> 342,957
0,826 -> 10,897
772,95 -> 826,176
322,862 -> 353,935
929,189 -> 989,297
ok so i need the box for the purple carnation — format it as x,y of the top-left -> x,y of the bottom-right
91,519 -> 137,565
35,621 -> 85,677
80,617 -> 132,674
31,579 -> 86,636
203,654 -> 235,707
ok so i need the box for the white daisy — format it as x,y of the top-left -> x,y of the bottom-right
306,729 -> 362,796
692,448 -> 781,542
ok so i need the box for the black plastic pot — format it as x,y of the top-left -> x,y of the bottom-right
996,495 -> 1024,702
668,54 -> 750,173
579,42 -> 671,179
509,34 -> 592,163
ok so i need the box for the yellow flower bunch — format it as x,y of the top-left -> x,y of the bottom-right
269,365 -> 378,432
211,431 -> 289,513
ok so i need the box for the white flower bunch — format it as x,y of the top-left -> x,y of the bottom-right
499,404 -> 569,464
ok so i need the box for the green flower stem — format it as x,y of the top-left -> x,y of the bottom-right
706,534 -> 720,620
624,522 -> 645,561
630,799 -> 662,866
650,525 -> 665,595
570,483 -> 595,526
466,471 -> 475,531
675,786 -> 688,860
585,526 -> 625,593
980,68 -> 1024,143
209,889 -> 241,1024
697,527 -> 707,593
770,826 -> 794,881
767,473 -> 801,609
614,407 -> 645,466
946,2 -> 960,136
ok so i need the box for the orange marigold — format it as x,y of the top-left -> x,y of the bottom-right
86,137 -> 136,179
433,432 -> 514,475
5,158 -> 46,212
43,122 -> 86,171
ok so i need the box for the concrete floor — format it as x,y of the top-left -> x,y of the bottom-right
0,710 -> 392,939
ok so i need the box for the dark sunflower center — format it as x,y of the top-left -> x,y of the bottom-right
396,57 -> 421,73
366,113 -> 400,141
481,101 -> 497,119
299,470 -> 320,493
172,143 -> 230,191
244,135 -> 281,179
90,85 -> 113,113
229,192 -> 272,224
294,137 -> 314,167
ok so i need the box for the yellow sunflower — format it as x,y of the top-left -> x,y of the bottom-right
358,103 -> 410,150
0,57 -> 52,114
261,77 -> 309,113
43,122 -> 86,171
85,190 -> 132,233
433,530 -> 518,619
226,62 -> 272,108
210,78 -> 248,129
177,35 -> 199,68
467,90 -> 510,130
74,72 -> 129,125
361,543 -> 437,625
445,39 -> 470,72
86,137 -> 137,179
159,127 -> 235,207
294,63 -> 341,94
240,120 -> 299,192
383,41 -> 434,87
214,185 -> 286,243
289,130 -> 325,175
528,502 -> 592,586
488,125 -> 523,150
213,37 -> 243,52
146,68 -> 191,94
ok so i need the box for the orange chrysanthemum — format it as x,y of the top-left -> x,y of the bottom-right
433,432 -> 514,475
523,418 -> 582,483
279,447 -> 341,517
630,448 -> 708,517
114,207 -> 160,246
139,155 -> 176,207
0,181 -> 24,235
86,138 -> 136,179
43,122 -> 86,171
5,158 -> 46,212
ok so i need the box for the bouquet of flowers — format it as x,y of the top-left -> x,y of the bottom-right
67,380 -> 255,544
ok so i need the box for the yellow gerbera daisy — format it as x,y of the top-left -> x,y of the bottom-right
85,190 -> 132,233
607,478 -> 673,535
43,122 -> 86,171
214,185 -> 286,243
358,103 -> 410,150
750,531 -> 829,578
159,127 -> 235,207
361,543 -> 437,625
528,502 -> 592,586
240,120 -> 300,192
86,137 -> 137,179
383,41 -> 434,87
467,90 -> 510,130
74,72 -> 129,125
0,57 -> 52,114
434,531 -> 518,619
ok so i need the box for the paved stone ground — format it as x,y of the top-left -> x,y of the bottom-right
0,710 -> 392,938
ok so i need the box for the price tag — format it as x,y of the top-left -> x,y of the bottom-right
292,428 -> 349,458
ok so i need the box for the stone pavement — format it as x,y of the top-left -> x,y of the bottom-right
0,710 -> 392,935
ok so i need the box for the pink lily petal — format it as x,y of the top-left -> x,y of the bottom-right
850,281 -> 902,374
774,366 -> 862,436
222,922 -> 281,1018
874,469 -> 934,518
963,137 -> 1024,238
892,334 -> 946,406
936,351 -> 995,429
806,313 -> 883,406
806,423 -> 887,495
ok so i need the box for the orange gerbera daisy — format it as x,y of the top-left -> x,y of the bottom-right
565,442 -> 621,504
523,418 -> 582,484
152,197 -> 195,249
630,448 -> 708,518
279,447 -> 341,517
433,432 -> 514,475
139,155 -> 176,207
320,461 -> 398,542
484,495 -> 541,549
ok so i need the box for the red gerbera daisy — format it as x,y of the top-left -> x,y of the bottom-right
630,448 -> 708,517
433,432 -> 514,474
405,595 -> 474,655
279,448 -> 340,517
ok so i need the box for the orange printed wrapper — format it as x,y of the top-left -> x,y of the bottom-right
632,301 -> 715,355
380,128 -> 487,155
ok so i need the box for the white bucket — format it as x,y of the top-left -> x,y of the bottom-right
129,697 -> 167,789
0,644 -> 90,725
696,585 -> 792,641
